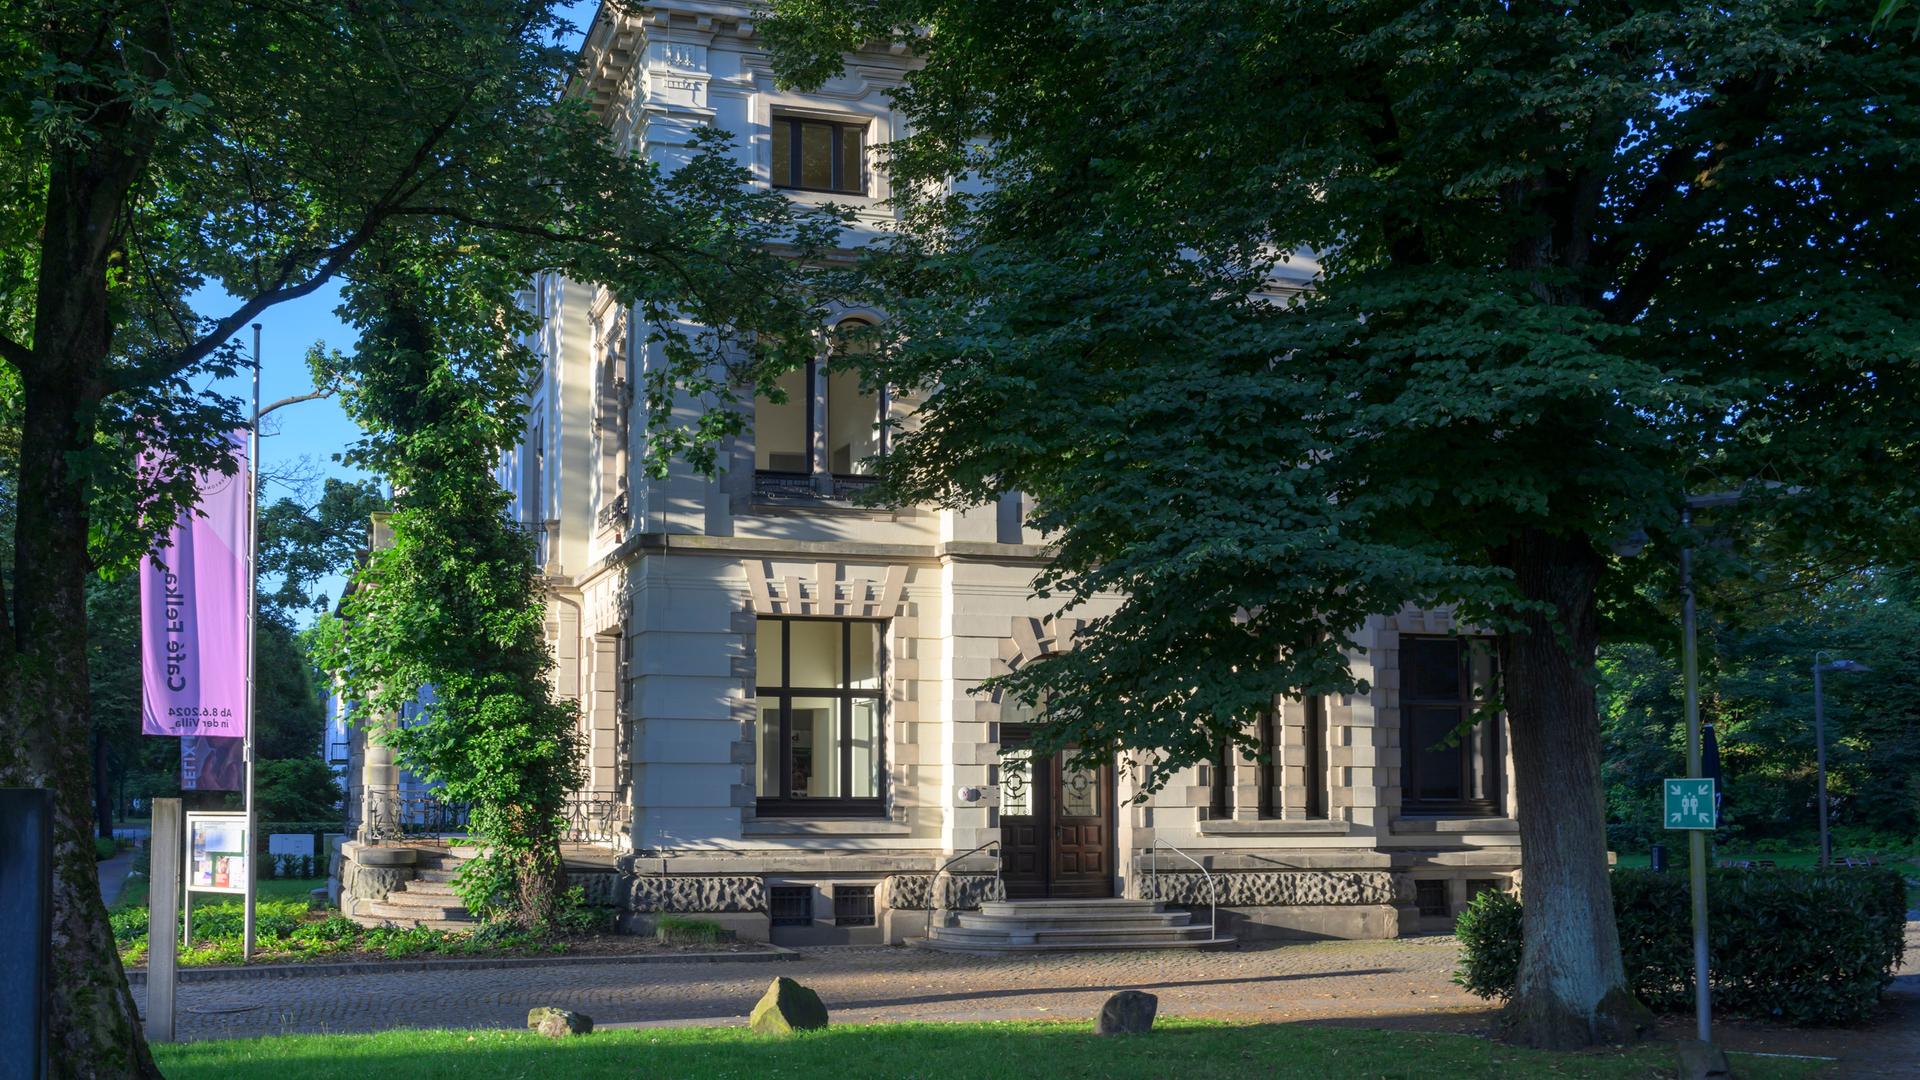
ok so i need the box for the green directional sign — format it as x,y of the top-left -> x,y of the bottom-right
1663,778 -> 1717,830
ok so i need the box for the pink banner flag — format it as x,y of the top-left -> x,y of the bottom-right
142,431 -> 250,737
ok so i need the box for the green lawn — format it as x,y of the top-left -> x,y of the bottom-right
151,1022 -> 1829,1080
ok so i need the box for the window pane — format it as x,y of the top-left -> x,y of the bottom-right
754,365 -> 810,473
756,619 -> 784,687
827,367 -> 880,475
1404,638 -> 1462,700
1061,756 -> 1101,817
1000,747 -> 1034,817
788,696 -> 838,798
798,122 -> 834,190
848,621 -> 881,691
838,124 -> 863,192
758,699 -> 783,798
849,698 -> 880,798
788,620 -> 841,688
1409,706 -> 1464,801
771,119 -> 792,186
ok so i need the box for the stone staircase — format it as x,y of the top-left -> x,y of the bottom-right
916,898 -> 1234,954
353,847 -> 478,932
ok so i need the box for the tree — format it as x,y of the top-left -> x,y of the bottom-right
1,1 -> 831,1072
760,0 -> 1920,1048
258,476 -> 387,621
309,245 -> 582,928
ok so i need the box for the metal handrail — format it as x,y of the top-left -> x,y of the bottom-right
925,840 -> 1002,940
1143,838 -> 1218,942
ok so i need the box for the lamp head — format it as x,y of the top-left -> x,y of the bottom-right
1817,658 -> 1872,674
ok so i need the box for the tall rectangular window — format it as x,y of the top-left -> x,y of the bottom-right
754,360 -> 813,474
771,117 -> 866,195
1399,636 -> 1500,815
756,618 -> 885,816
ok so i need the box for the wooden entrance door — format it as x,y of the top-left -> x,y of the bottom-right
998,732 -> 1114,899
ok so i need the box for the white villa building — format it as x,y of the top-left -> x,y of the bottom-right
336,0 -> 1521,947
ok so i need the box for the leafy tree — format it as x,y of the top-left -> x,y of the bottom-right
0,1 -> 830,1072
761,0 -> 1920,1048
258,476 -> 387,621
310,246 -> 581,928
251,757 -> 342,821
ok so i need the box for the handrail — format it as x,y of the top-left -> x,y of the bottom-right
925,840 -> 1001,940
1143,838 -> 1218,942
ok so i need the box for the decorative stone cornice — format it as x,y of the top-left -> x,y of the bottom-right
742,559 -> 909,618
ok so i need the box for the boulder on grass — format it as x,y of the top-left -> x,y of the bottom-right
1095,990 -> 1158,1035
749,976 -> 829,1034
528,1006 -> 593,1038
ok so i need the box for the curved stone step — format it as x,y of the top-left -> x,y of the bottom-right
978,899 -> 1167,915
349,913 -> 478,933
396,880 -> 462,899
363,897 -> 472,922
956,910 -> 1190,931
914,934 -> 1235,955
934,922 -> 1214,943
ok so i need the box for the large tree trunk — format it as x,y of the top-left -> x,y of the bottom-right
0,104 -> 165,1078
1496,528 -> 1654,1049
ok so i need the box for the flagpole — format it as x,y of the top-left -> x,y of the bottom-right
244,323 -> 261,961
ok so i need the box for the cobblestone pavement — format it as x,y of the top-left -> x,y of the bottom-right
136,936 -> 1484,1042
134,925 -> 1920,1077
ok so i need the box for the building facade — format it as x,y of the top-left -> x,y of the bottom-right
345,1 -> 1522,943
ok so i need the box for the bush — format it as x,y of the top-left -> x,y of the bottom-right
1454,868 -> 1908,1025
94,836 -> 119,862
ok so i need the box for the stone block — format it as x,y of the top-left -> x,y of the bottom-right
1095,990 -> 1158,1035
749,977 -> 829,1034
628,874 -> 765,913
1675,1040 -> 1732,1078
529,1006 -> 593,1037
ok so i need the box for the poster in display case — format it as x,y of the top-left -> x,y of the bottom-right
184,811 -> 249,895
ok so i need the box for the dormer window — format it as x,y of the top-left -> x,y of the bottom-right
771,116 -> 866,195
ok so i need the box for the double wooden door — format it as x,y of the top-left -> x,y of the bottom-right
998,732 -> 1114,899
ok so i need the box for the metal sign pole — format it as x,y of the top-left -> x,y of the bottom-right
1679,506 -> 1710,1044
243,324 -> 261,961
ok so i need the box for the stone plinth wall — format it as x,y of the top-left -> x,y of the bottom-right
1140,870 -> 1395,907
625,874 -> 766,913
882,873 -> 1005,911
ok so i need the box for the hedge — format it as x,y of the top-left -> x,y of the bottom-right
1455,868 -> 1908,1026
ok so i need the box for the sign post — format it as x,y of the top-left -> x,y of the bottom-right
147,799 -> 183,1044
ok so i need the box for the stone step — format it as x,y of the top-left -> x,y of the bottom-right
363,896 -> 471,921
978,898 -> 1167,913
413,867 -> 464,883
933,923 -> 1215,945
397,880 -> 462,899
914,934 -> 1235,955
349,912 -> 478,933
955,910 -> 1191,931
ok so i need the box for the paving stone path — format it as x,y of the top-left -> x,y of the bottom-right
134,924 -> 1920,1078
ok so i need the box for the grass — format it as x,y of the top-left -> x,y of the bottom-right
150,1021 -> 1830,1080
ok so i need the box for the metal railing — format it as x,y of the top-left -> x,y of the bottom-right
925,840 -> 1002,940
361,789 -> 471,842
561,793 -> 633,849
1138,838 -> 1218,942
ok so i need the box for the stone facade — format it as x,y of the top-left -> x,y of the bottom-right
338,0 -> 1524,947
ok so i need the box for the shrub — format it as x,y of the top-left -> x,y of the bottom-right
655,914 -> 730,946
94,836 -> 119,861
1454,868 -> 1908,1025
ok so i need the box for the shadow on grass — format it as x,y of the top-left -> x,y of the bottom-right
150,1018 -> 1831,1080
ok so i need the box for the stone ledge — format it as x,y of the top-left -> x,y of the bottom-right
741,818 -> 914,837
1197,819 -> 1356,837
1389,816 -> 1520,835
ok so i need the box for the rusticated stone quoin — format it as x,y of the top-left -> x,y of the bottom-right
627,874 -> 766,913
1139,871 -> 1394,907
883,873 -> 1005,911
341,862 -> 412,906
565,870 -> 626,908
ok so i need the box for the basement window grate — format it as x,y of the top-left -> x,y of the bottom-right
770,886 -> 813,927
833,885 -> 876,927
1415,879 -> 1450,918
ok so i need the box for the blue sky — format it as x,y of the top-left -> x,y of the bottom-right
192,1 -> 603,625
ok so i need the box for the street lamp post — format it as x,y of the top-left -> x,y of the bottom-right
1811,652 -> 1871,871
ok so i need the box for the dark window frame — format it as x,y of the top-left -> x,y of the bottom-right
1399,635 -> 1502,816
754,356 -> 816,479
752,320 -> 888,488
755,616 -> 887,818
771,116 -> 867,196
